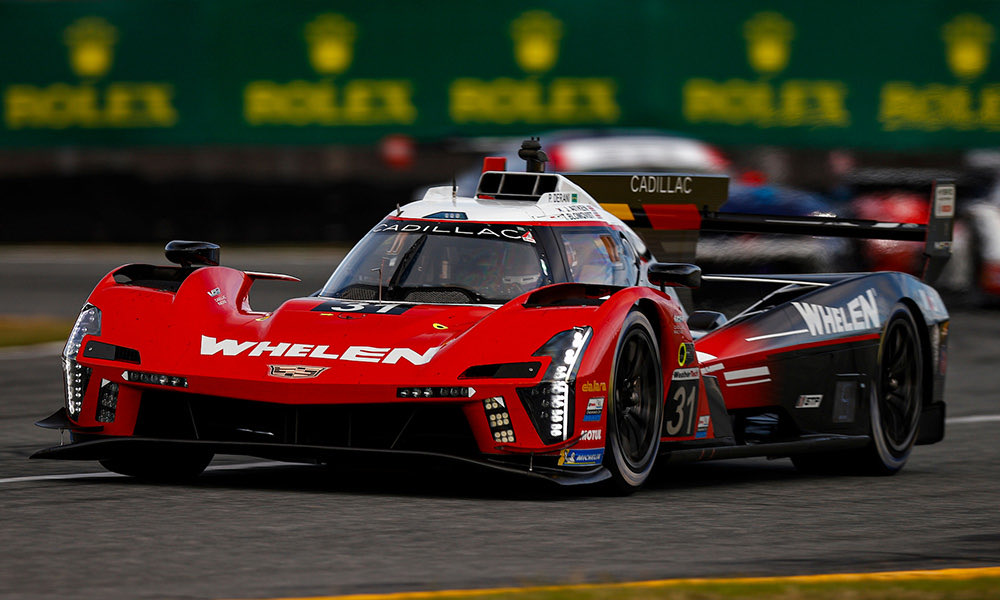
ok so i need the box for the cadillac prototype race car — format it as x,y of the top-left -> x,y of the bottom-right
34,141 -> 953,492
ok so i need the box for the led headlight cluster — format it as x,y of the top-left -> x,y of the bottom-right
124,371 -> 188,388
517,327 -> 591,445
61,304 -> 101,419
397,386 -> 475,398
483,396 -> 515,444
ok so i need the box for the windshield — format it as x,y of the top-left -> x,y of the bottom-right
320,220 -> 551,304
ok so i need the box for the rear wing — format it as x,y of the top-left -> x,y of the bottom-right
559,173 -> 955,284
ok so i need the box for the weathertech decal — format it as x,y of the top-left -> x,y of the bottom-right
200,336 -> 439,365
268,365 -> 328,379
791,289 -> 880,336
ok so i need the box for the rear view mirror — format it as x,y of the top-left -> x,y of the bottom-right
647,262 -> 701,289
165,240 -> 220,267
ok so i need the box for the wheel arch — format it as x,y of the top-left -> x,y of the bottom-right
896,296 -> 935,409
633,297 -> 664,348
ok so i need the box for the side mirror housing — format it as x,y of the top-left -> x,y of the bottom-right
165,240 -> 220,267
647,262 -> 701,289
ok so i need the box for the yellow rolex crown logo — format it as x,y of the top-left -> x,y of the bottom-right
305,13 -> 356,75
511,10 -> 563,74
743,12 -> 795,74
63,16 -> 118,78
943,13 -> 994,80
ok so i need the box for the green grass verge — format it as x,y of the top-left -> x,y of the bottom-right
0,315 -> 72,348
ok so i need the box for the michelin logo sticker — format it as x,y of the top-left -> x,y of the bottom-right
558,448 -> 604,466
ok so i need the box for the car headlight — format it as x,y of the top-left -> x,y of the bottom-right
517,326 -> 592,445
62,304 -> 101,419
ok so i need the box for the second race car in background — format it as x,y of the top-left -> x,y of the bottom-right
844,167 -> 1000,301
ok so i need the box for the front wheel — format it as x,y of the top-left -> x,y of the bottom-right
604,311 -> 664,493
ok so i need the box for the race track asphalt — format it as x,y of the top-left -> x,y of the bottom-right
1,246 -> 998,600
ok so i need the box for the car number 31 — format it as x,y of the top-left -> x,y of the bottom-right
664,369 -> 700,437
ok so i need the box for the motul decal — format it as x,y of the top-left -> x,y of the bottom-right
199,335 -> 439,365
791,289 -> 879,336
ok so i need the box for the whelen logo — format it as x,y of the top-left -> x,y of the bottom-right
791,289 -> 880,337
200,336 -> 439,365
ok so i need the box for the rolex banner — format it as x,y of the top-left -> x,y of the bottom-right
2,0 -> 1000,150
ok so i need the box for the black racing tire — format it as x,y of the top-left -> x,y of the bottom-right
604,311 -> 664,493
99,448 -> 213,482
862,304 -> 924,474
792,304 -> 924,475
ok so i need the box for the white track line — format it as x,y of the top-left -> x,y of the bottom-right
0,460 -> 292,485
946,414 -> 1000,425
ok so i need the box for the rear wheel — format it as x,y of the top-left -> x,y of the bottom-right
864,304 -> 923,473
792,304 -> 923,475
100,448 -> 213,482
604,311 -> 663,493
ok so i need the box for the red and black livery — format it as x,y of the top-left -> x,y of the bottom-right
34,141 -> 952,491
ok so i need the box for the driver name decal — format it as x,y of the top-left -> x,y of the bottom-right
199,335 -> 439,365
791,289 -> 880,336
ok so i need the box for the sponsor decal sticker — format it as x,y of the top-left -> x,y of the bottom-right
372,221 -> 534,242
696,415 -> 711,438
200,335 -> 439,365
558,448 -> 604,466
677,342 -> 695,366
581,380 -> 607,392
630,175 -> 693,195
673,367 -> 700,380
268,365 -> 328,379
791,289 -> 880,337
584,396 -> 605,422
935,184 -> 956,218
579,429 -> 602,441
207,287 -> 227,306
796,394 -> 823,408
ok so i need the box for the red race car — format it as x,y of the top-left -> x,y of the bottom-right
35,140 -> 953,492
